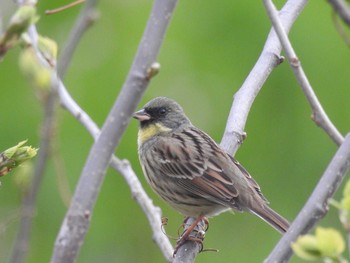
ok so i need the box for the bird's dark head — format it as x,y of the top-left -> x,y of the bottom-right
133,97 -> 191,144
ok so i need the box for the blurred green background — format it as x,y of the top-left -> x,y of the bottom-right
1,1 -> 350,262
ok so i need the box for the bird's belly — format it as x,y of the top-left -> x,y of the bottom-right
160,194 -> 230,217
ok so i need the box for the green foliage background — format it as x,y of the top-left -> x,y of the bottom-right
1,1 -> 350,262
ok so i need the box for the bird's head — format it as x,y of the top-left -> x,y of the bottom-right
133,97 -> 191,144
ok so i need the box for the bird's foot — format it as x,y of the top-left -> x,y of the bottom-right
173,216 -> 209,256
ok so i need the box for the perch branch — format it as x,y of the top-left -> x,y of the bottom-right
263,0 -> 344,146
264,133 -> 350,262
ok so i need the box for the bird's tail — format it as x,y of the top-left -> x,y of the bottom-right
249,204 -> 289,234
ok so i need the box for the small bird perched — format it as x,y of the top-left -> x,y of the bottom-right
133,97 -> 289,243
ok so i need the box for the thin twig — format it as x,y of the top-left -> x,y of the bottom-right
263,0 -> 344,146
50,0 -> 178,262
220,0 -> 309,156
45,0 -> 85,15
265,133 -> 350,263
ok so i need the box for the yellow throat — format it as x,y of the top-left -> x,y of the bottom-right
138,123 -> 172,145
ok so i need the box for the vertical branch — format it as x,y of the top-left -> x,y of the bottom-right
50,0 -> 178,262
10,1 -> 98,262
10,91 -> 57,263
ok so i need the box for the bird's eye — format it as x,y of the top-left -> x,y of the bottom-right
159,108 -> 166,115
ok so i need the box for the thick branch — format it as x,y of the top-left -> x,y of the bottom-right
265,133 -> 350,262
220,0 -> 308,155
50,0 -> 178,262
263,0 -> 344,146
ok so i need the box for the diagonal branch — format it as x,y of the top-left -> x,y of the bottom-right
263,0 -> 344,146
328,0 -> 350,26
264,133 -> 350,262
220,0 -> 309,156
50,0 -> 178,262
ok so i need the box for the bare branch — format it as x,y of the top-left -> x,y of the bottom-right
263,0 -> 344,146
10,1 -> 98,262
220,0 -> 308,155
332,12 -> 350,47
9,4 -> 59,260
10,91 -> 57,263
328,0 -> 350,26
264,133 -> 350,262
50,0 -> 178,262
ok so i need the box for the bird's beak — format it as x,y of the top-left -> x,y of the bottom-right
133,109 -> 151,122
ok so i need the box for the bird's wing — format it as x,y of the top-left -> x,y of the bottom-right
152,127 -> 247,209
228,156 -> 268,202
151,127 -> 210,180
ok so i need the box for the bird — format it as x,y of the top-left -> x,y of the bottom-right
133,97 -> 289,246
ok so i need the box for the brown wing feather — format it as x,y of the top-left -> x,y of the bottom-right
151,127 -> 247,210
